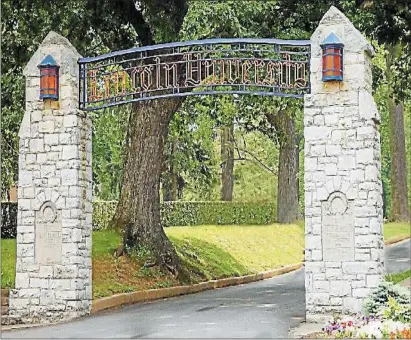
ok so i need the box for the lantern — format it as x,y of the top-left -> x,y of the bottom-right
38,55 -> 59,100
320,32 -> 344,82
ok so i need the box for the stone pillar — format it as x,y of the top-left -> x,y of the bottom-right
10,31 -> 92,323
304,7 -> 384,322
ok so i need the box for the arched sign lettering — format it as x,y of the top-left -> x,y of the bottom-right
78,38 -> 310,111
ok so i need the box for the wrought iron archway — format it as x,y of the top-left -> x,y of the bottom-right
78,38 -> 311,111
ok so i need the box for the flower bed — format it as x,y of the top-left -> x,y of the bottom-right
322,315 -> 410,339
314,282 -> 411,339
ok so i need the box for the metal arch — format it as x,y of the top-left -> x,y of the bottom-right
78,37 -> 311,111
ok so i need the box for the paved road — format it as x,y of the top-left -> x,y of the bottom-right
385,239 -> 410,274
3,240 -> 410,339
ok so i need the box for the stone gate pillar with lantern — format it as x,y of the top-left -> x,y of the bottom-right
304,6 -> 384,322
9,32 -> 92,323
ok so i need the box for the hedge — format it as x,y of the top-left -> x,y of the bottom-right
1,200 -> 276,237
161,201 -> 276,227
1,202 -> 17,238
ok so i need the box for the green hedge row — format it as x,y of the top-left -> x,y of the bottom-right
161,201 -> 276,227
94,200 -> 276,229
2,201 -> 277,236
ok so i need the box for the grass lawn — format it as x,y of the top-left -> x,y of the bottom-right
1,221 -> 409,298
167,224 -> 304,276
1,238 -> 16,288
385,269 -> 411,284
383,222 -> 411,242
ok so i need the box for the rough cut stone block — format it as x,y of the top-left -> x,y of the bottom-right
29,139 -> 44,153
313,281 -> 330,292
352,288 -> 370,298
39,266 -> 54,278
63,115 -> 78,128
330,281 -> 351,297
29,278 -> 49,289
15,273 -> 30,288
61,169 -> 78,185
44,134 -> 59,145
62,145 -> 78,160
39,121 -> 55,133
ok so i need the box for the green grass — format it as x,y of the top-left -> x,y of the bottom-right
383,222 -> 411,242
1,239 -> 16,288
92,229 -> 121,257
1,221 -> 410,297
167,224 -> 304,274
385,270 -> 411,284
170,236 -> 249,280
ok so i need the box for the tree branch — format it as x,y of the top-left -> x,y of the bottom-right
125,1 -> 154,46
234,146 -> 276,174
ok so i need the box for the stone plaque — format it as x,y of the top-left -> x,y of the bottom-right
35,201 -> 62,265
322,191 -> 354,261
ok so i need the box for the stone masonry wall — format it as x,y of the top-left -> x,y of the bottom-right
9,32 -> 92,323
304,7 -> 384,322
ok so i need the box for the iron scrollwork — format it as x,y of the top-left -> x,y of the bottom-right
78,38 -> 311,111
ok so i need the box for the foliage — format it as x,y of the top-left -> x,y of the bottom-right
162,108 -> 218,201
161,201 -> 276,227
92,109 -> 129,200
163,0 -> 306,205
0,0 -> 134,198
363,281 -> 411,317
179,130 -> 279,202
0,203 -> 17,239
1,0 -> 187,198
378,296 -> 411,323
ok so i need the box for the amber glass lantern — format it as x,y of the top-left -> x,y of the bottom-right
38,55 -> 59,100
320,32 -> 344,82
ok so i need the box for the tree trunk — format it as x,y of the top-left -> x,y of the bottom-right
388,99 -> 410,221
112,98 -> 183,276
276,115 -> 299,224
163,139 -> 178,202
221,123 -> 234,201
385,45 -> 410,221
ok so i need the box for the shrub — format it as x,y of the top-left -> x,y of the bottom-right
363,281 -> 411,321
2,200 -> 277,237
161,201 -> 276,227
93,201 -> 118,231
378,296 -> 411,323
1,202 -> 17,238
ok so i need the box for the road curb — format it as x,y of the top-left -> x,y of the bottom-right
384,235 -> 410,246
91,262 -> 303,313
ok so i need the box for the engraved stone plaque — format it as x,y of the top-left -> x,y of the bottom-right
322,191 -> 354,261
35,201 -> 62,265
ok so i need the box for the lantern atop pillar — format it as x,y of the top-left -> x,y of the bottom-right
320,32 -> 344,82
38,54 -> 59,100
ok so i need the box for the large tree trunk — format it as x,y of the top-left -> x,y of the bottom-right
112,98 -> 183,276
388,99 -> 410,221
163,139 -> 178,202
385,45 -> 410,221
276,115 -> 299,224
221,123 -> 234,201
